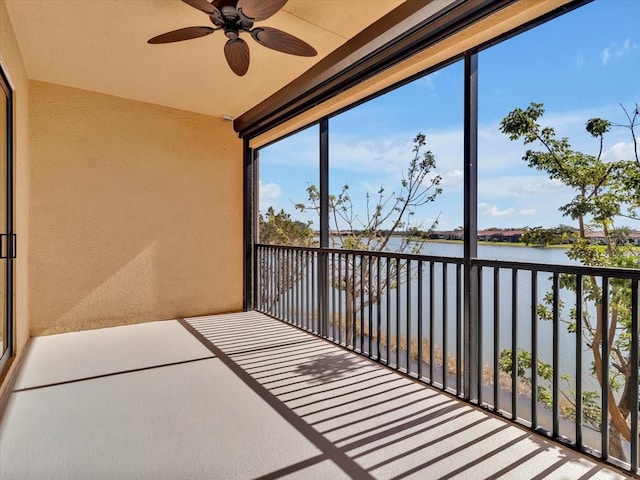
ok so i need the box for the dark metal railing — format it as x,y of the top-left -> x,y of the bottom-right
256,244 -> 464,391
255,243 -> 640,475
473,258 -> 640,471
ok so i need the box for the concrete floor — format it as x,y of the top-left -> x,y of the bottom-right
0,311 -> 631,479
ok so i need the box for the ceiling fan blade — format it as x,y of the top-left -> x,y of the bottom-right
251,27 -> 317,57
224,38 -> 250,76
181,0 -> 217,15
237,0 -> 287,22
148,26 -> 215,44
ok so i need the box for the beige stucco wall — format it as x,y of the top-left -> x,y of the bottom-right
0,0 -> 30,393
29,81 -> 243,336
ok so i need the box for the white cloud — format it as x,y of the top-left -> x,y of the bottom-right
258,181 -> 282,213
259,181 -> 281,200
623,38 -> 638,52
518,182 -> 547,195
602,140 -> 639,162
476,175 -> 578,228
575,53 -> 584,68
416,70 -> 440,91
516,178 -> 566,196
476,174 -> 572,201
439,168 -> 463,186
479,202 -> 515,217
329,136 -> 413,175
261,103 -> 631,182
259,129 -> 318,167
601,38 -> 638,65
476,103 -> 637,176
419,76 -> 436,92
329,129 -> 464,181
259,102 -> 637,230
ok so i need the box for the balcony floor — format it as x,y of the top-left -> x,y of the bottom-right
0,311 -> 629,479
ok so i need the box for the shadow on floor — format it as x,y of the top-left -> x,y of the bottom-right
183,312 -> 625,480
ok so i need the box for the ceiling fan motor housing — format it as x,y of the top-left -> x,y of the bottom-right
217,5 -> 254,39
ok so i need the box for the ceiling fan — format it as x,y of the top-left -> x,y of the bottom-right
148,0 -> 317,76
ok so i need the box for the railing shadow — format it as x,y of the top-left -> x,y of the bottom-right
182,312 -> 626,480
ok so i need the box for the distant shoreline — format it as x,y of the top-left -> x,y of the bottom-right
421,238 -> 570,249
320,234 -> 639,250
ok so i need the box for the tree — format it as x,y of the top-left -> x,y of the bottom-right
500,102 -> 639,460
259,206 -> 315,246
257,207 -> 316,311
521,225 -> 577,246
295,133 -> 443,343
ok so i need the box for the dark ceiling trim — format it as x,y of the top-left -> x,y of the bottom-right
481,0 -> 593,54
234,0 -> 515,139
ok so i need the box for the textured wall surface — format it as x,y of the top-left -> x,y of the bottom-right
0,0 -> 30,394
29,81 -> 243,335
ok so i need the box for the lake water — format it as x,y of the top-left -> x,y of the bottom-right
263,239 -> 622,446
266,239 -> 616,406
320,240 -> 600,401
425,241 -> 587,384
401,238 -> 577,265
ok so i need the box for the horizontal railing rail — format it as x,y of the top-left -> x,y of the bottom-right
254,243 -> 639,475
475,257 -> 640,279
257,243 -> 465,263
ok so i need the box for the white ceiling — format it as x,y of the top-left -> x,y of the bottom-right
5,0 -> 403,119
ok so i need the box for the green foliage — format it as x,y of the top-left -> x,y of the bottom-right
501,103 -> 639,223
498,348 -> 553,382
499,348 -> 602,428
259,206 -> 315,246
521,225 -> 576,246
501,102 -> 639,458
257,208 -> 316,312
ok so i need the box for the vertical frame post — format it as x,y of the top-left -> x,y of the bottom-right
0,65 -> 14,376
243,137 -> 255,311
631,278 -> 638,473
463,51 -> 479,401
319,118 -> 330,337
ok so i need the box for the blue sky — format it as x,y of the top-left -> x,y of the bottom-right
259,0 -> 640,231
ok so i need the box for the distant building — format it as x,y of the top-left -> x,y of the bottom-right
585,231 -> 606,245
584,230 -> 640,245
429,230 -> 464,240
477,229 -> 523,242
629,231 -> 640,246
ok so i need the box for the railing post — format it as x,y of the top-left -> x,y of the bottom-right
631,278 -> 639,474
463,51 -> 479,401
318,118 -> 330,337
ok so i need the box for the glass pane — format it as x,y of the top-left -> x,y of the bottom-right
329,60 -> 464,255
477,0 -> 639,263
477,0 -> 640,462
257,124 -> 319,246
325,61 -> 464,374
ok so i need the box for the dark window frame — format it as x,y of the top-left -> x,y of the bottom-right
0,64 -> 15,376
